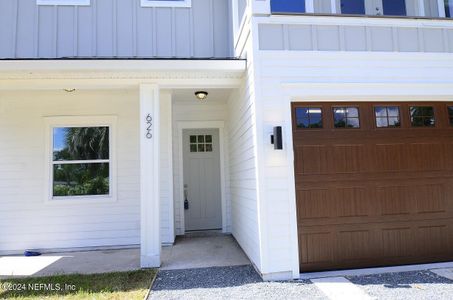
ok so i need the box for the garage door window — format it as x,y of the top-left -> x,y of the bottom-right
333,107 -> 360,128
375,106 -> 401,128
448,106 -> 453,126
295,107 -> 323,128
410,106 -> 435,127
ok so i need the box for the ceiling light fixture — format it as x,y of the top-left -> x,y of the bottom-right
195,91 -> 208,101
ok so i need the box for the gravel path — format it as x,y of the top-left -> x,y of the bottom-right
149,265 -> 327,300
347,270 -> 453,300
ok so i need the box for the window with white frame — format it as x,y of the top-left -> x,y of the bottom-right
47,116 -> 116,200
141,0 -> 191,7
37,0 -> 90,5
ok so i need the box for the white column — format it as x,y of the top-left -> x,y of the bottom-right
438,0 -> 447,17
140,84 -> 161,268
306,0 -> 315,13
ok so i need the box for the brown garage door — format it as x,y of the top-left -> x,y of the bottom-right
292,102 -> 453,272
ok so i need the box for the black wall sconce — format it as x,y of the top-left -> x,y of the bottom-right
270,126 -> 283,150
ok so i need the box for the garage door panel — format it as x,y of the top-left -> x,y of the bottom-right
300,232 -> 334,265
293,102 -> 453,272
336,229 -> 376,261
381,227 -> 414,258
297,189 -> 331,219
416,224 -> 450,255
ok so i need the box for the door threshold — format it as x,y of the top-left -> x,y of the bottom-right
182,230 -> 226,238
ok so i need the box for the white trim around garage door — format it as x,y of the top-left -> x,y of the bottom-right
281,81 -> 453,278
176,121 -> 227,234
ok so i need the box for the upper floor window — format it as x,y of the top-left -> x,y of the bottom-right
272,0 -> 450,18
382,0 -> 407,16
340,0 -> 365,14
37,0 -> 90,5
141,0 -> 191,7
271,0 -> 305,13
447,0 -> 453,17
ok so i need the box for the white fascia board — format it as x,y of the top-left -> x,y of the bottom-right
0,59 -> 246,74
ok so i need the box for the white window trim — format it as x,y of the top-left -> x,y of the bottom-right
37,0 -> 90,5
140,0 -> 191,8
44,116 -> 117,204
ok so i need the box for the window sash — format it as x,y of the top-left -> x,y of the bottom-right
45,116 -> 116,202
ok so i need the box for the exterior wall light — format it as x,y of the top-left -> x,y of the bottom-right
195,91 -> 208,100
270,126 -> 283,150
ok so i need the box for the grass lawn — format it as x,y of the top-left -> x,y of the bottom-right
0,269 -> 157,300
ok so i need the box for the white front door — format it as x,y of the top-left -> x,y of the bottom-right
183,129 -> 222,231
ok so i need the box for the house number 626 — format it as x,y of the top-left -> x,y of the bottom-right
146,114 -> 153,139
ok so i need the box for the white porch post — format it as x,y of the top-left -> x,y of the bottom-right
140,83 -> 161,268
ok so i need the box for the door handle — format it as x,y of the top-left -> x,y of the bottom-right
184,184 -> 189,210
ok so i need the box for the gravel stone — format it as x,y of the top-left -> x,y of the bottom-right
149,265 -> 327,300
347,270 -> 453,300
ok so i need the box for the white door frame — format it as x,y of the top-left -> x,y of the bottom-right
177,121 -> 227,234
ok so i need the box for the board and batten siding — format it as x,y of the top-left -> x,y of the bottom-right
258,20 -> 453,53
0,89 -> 140,253
0,0 -> 233,59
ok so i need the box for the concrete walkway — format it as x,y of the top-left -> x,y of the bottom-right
161,232 -> 250,270
0,233 -> 249,278
0,248 -> 140,278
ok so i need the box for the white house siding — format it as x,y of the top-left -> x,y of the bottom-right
252,15 -> 453,278
227,63 -> 262,270
0,89 -> 140,253
172,98 -> 231,236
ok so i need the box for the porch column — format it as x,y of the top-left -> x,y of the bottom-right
140,83 -> 161,268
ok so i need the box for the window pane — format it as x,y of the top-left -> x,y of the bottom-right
448,106 -> 453,125
388,117 -> 401,127
295,107 -> 323,129
333,108 -> 347,127
334,107 -> 360,128
374,106 -> 401,128
271,0 -> 305,13
383,0 -> 407,16
340,0 -> 365,14
446,0 -> 453,17
387,106 -> 400,117
346,118 -> 360,128
206,144 -> 213,152
53,163 -> 109,197
376,117 -> 389,128
190,135 -> 197,143
198,144 -> 205,152
198,135 -> 204,143
190,144 -> 197,152
205,135 -> 212,143
375,106 -> 387,117
410,106 -> 435,127
346,107 -> 359,117
53,127 -> 109,161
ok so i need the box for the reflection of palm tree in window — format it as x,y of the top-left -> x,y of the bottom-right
53,127 -> 110,197
410,106 -> 435,127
